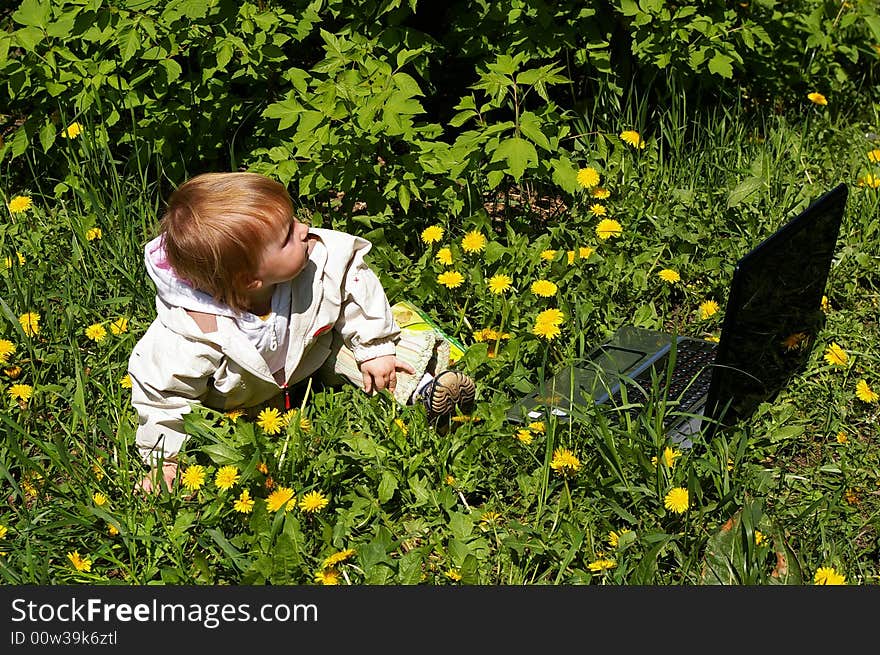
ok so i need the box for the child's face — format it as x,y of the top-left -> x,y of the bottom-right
252,214 -> 311,287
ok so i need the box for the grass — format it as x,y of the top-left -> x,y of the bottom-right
1,96 -> 879,586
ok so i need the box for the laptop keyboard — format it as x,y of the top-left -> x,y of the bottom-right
611,338 -> 718,420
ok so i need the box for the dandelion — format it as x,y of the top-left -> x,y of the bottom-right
461,230 -> 487,253
437,270 -> 464,289
4,252 -> 25,269
658,269 -> 680,284
807,92 -> 827,106
567,250 -> 575,265
7,195 -> 32,213
528,421 -> 545,433
535,308 -> 564,326
8,384 -> 33,402
515,428 -> 534,444
595,218 -> 622,240
214,465 -> 240,491
651,447 -> 681,468
181,465 -> 206,491
823,342 -> 848,366
540,249 -> 556,262
576,167 -> 600,189
257,462 -> 269,475
323,548 -> 356,569
266,487 -> 295,512
109,317 -> 129,335
445,474 -> 456,486
85,323 -> 107,342
856,380 -> 878,403
67,551 -> 92,572
836,431 -> 848,444
664,487 -> 689,514
608,529 -> 632,548
0,339 -> 15,364
233,489 -> 255,513
257,407 -> 284,434
592,187 -> 610,199
530,279 -> 558,297
532,321 -> 561,340
868,149 -> 880,164
754,530 -> 765,546
858,173 -> 880,189
86,227 -> 102,241
814,566 -> 846,585
282,409 -> 311,431
61,121 -> 84,138
19,312 -> 40,337
224,409 -> 243,422
299,490 -> 329,513
107,523 -> 119,536
315,569 -> 340,585
488,274 -> 513,294
4,365 -> 22,379
579,246 -> 594,259
699,300 -> 719,320
92,492 -> 108,506
119,374 -> 132,389
589,203 -> 607,216
588,558 -> 617,572
436,247 -> 453,266
821,295 -> 831,313
550,447 -> 581,476
445,569 -> 462,581
480,511 -> 502,527
421,225 -> 444,244
620,130 -> 646,149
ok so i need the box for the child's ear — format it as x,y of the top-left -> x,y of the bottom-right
244,277 -> 263,291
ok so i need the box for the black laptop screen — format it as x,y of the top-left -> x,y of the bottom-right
704,184 -> 848,429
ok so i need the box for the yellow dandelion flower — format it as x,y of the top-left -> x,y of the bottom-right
214,465 -> 240,491
576,167 -> 600,189
393,417 -> 408,435
608,529 -> 632,548
754,530 -> 765,546
257,462 -> 269,475
858,173 -> 880,188
595,218 -> 622,240
814,566 -> 846,585
445,474 -> 456,485
588,558 -> 617,572
856,380 -> 878,403
107,523 -> 119,536
532,321 -> 561,340
535,308 -> 564,326
620,130 -> 645,149
480,511 -> 502,526
868,149 -> 880,164
0,339 -> 15,364
92,492 -> 108,506
282,409 -> 311,431
85,323 -> 107,342
567,250 -> 575,265
664,487 -> 689,514
421,225 -> 444,244
224,409 -> 244,421
67,551 -> 92,572
540,249 -> 557,261
7,195 -> 32,213
266,486 -> 295,512
527,421 -> 545,433
836,431 -> 848,444
699,300 -> 719,320
515,428 -> 534,444
821,295 -> 831,313
530,279 -> 558,297
19,312 -> 40,337
436,247 -> 453,266
4,365 -> 22,379
8,383 -> 33,402
233,489 -> 255,513
807,92 -> 827,106
437,270 -> 465,289
589,203 -> 607,216
315,568 -> 341,585
651,447 -> 681,468
3,252 -> 26,268
550,447 -> 581,476
823,342 -> 848,366
181,465 -> 206,491
461,230 -> 487,253
109,317 -> 129,335
444,568 -> 462,581
592,187 -> 610,199
86,227 -> 102,241
322,548 -> 356,569
658,269 -> 680,283
579,246 -> 594,259
257,407 -> 284,434
299,490 -> 329,513
488,274 -> 513,294
119,374 -> 132,388
61,121 -> 84,138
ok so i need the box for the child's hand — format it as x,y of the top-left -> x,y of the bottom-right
359,355 -> 416,395
135,460 -> 178,494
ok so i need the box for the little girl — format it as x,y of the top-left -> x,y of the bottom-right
129,172 -> 475,492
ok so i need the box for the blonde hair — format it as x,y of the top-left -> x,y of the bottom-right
160,172 -> 293,313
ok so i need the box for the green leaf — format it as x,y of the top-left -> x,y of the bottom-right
397,184 -> 411,214
518,111 -> 550,151
378,470 -> 398,504
38,120 -> 56,153
866,16 -> 880,43
490,137 -> 538,181
200,443 -> 243,465
708,52 -> 734,78
726,176 -> 765,208
619,0 -> 640,17
118,26 -> 141,64
12,0 -> 50,28
216,41 -> 234,69
13,26 -> 45,51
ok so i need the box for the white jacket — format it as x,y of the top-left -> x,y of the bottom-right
128,227 -> 399,465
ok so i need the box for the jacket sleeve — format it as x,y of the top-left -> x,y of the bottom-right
336,238 -> 400,363
128,321 -> 222,467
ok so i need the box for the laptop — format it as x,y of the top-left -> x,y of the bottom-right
507,183 -> 849,445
